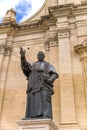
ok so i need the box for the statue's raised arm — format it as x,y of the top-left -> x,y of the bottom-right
20,47 -> 32,78
20,47 -> 26,58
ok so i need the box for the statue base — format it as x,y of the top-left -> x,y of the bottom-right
17,119 -> 58,130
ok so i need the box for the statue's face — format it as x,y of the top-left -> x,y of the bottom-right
37,52 -> 45,61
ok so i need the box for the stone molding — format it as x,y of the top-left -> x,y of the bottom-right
44,41 -> 50,51
0,3 -> 86,33
74,44 -> 87,60
0,3 -> 86,34
17,119 -> 58,130
0,44 -> 13,56
0,22 -> 19,30
59,123 -> 80,130
57,27 -> 70,39
45,34 -> 58,50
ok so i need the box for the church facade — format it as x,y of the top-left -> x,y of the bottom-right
0,0 -> 87,130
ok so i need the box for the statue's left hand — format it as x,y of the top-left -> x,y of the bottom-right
47,79 -> 53,84
43,78 -> 52,85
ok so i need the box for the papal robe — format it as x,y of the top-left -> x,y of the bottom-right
21,56 -> 58,119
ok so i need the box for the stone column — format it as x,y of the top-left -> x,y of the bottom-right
0,45 -> 12,118
58,27 -> 76,123
17,119 -> 58,130
57,26 -> 79,130
0,9 -> 17,118
0,33 -> 10,118
0,46 -> 4,115
48,35 -> 60,125
74,44 -> 87,102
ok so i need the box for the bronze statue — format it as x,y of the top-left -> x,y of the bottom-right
20,47 -> 58,119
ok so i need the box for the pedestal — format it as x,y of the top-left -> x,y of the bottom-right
17,119 -> 58,130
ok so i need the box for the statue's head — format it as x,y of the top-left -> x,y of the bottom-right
37,51 -> 45,61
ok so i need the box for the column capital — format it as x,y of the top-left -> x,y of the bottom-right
57,27 -> 70,39
4,44 -> 13,56
48,34 -> 58,47
0,45 -> 4,54
0,44 -> 13,56
45,35 -> 58,51
74,44 -> 87,59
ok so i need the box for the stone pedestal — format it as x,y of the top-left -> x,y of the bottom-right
17,119 -> 58,130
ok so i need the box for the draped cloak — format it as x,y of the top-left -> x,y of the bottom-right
21,57 -> 58,119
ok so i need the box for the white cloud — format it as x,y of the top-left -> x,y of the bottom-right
0,0 -> 22,22
18,0 -> 45,22
0,0 -> 45,23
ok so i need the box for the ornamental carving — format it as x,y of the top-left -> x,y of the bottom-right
4,45 -> 13,56
0,44 -> 13,56
45,36 -> 58,51
57,27 -> 70,39
74,44 -> 87,60
44,41 -> 50,51
49,36 -> 58,47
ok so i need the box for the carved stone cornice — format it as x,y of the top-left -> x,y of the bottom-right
49,3 -> 87,18
45,35 -> 58,51
0,21 -> 19,30
57,27 -> 70,39
19,16 -> 55,31
74,44 -> 87,59
48,35 -> 58,47
0,44 -> 13,56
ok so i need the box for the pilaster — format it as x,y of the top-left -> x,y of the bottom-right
57,23 -> 79,129
0,9 -> 18,120
0,44 -> 13,118
74,43 -> 87,103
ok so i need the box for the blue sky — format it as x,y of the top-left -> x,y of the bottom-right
0,0 -> 45,23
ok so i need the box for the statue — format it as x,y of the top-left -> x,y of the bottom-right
20,47 -> 59,119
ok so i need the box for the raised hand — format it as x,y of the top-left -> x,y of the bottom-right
20,47 -> 26,57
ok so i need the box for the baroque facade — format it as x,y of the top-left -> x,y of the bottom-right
0,0 -> 87,130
